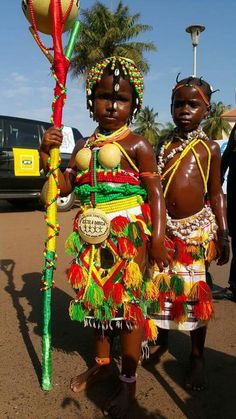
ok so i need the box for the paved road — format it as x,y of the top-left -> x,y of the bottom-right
1,200 -> 235,419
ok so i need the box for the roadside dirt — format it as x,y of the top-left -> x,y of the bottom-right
1,200 -> 235,419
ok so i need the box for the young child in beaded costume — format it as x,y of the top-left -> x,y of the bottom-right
148,76 -> 230,391
39,56 -> 170,417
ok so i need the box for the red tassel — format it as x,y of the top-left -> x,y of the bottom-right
111,216 -> 129,235
158,292 -> 169,311
174,238 -> 194,265
170,295 -> 187,322
189,280 -> 212,302
196,280 -> 212,302
117,237 -> 137,259
144,319 -> 158,341
189,281 -> 214,321
73,210 -> 82,232
75,288 -> 85,300
135,218 -> 148,242
111,283 -> 124,304
124,304 -> 145,326
103,281 -> 113,300
67,262 -> 86,289
193,301 -> 214,320
141,203 -> 151,225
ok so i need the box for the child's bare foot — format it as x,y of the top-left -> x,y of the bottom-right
103,382 -> 135,418
70,364 -> 112,393
185,355 -> 207,391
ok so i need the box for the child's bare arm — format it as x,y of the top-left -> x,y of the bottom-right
136,136 -> 171,270
207,141 -> 229,265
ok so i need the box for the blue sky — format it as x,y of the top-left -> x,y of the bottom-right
1,1 -> 236,137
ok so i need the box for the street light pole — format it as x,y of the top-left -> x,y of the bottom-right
186,25 -> 205,77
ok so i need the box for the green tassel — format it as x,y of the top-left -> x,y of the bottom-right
103,302 -> 113,320
191,246 -> 204,260
84,281 -> 104,307
183,302 -> 188,316
159,278 -> 168,293
94,303 -> 113,322
128,222 -> 143,247
139,300 -> 146,314
149,301 -> 160,314
70,302 -> 87,322
170,275 -> 184,296
65,232 -> 81,256
94,307 -> 103,322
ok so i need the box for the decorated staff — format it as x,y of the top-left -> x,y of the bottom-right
22,0 -> 80,390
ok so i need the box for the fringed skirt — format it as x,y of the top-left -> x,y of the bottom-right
65,199 -> 157,338
149,206 -> 218,331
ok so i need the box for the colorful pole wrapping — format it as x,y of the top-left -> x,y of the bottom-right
27,0 -> 80,391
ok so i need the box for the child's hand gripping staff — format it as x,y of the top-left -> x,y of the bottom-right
22,0 -> 80,390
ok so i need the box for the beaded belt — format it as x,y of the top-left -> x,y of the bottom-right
95,195 -> 143,213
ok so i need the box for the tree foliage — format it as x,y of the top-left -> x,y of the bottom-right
133,106 -> 162,146
202,102 -> 232,140
70,1 -> 156,77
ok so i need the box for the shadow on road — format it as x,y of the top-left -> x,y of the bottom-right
1,260 -> 42,385
143,329 -> 236,418
1,258 -> 236,418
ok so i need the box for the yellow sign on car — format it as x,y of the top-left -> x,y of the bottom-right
13,148 -> 40,176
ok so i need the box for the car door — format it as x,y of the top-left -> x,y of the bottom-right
0,117 -> 44,197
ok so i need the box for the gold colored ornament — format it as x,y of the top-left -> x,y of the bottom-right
22,0 -> 80,35
75,148 -> 92,170
98,143 -> 121,169
78,208 -> 111,244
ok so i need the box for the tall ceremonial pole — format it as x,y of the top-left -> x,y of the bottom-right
22,0 -> 80,390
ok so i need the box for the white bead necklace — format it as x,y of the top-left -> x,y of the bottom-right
157,128 -> 209,175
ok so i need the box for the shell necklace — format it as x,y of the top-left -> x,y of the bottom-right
157,128 -> 208,175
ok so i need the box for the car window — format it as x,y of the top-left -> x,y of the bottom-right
4,119 -> 40,150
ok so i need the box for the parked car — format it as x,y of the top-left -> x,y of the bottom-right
0,115 -> 83,211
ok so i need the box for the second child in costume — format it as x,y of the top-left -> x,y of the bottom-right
148,76 -> 229,391
39,56 -> 170,418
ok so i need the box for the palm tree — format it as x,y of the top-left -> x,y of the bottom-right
202,102 -> 232,140
133,106 -> 162,146
156,122 -> 175,153
159,122 -> 175,140
70,1 -> 156,77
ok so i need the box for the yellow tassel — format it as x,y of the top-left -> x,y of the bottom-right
123,261 -> 142,289
145,281 -> 159,300
153,272 -> 171,287
177,312 -> 188,324
206,240 -> 217,262
188,283 -> 198,300
145,318 -> 158,341
186,244 -> 199,253
69,300 -> 74,318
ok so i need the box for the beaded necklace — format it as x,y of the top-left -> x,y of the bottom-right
157,128 -> 208,175
87,124 -> 131,147
157,128 -> 211,197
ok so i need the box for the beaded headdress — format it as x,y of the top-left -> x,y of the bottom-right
171,75 -> 215,107
86,56 -> 144,121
